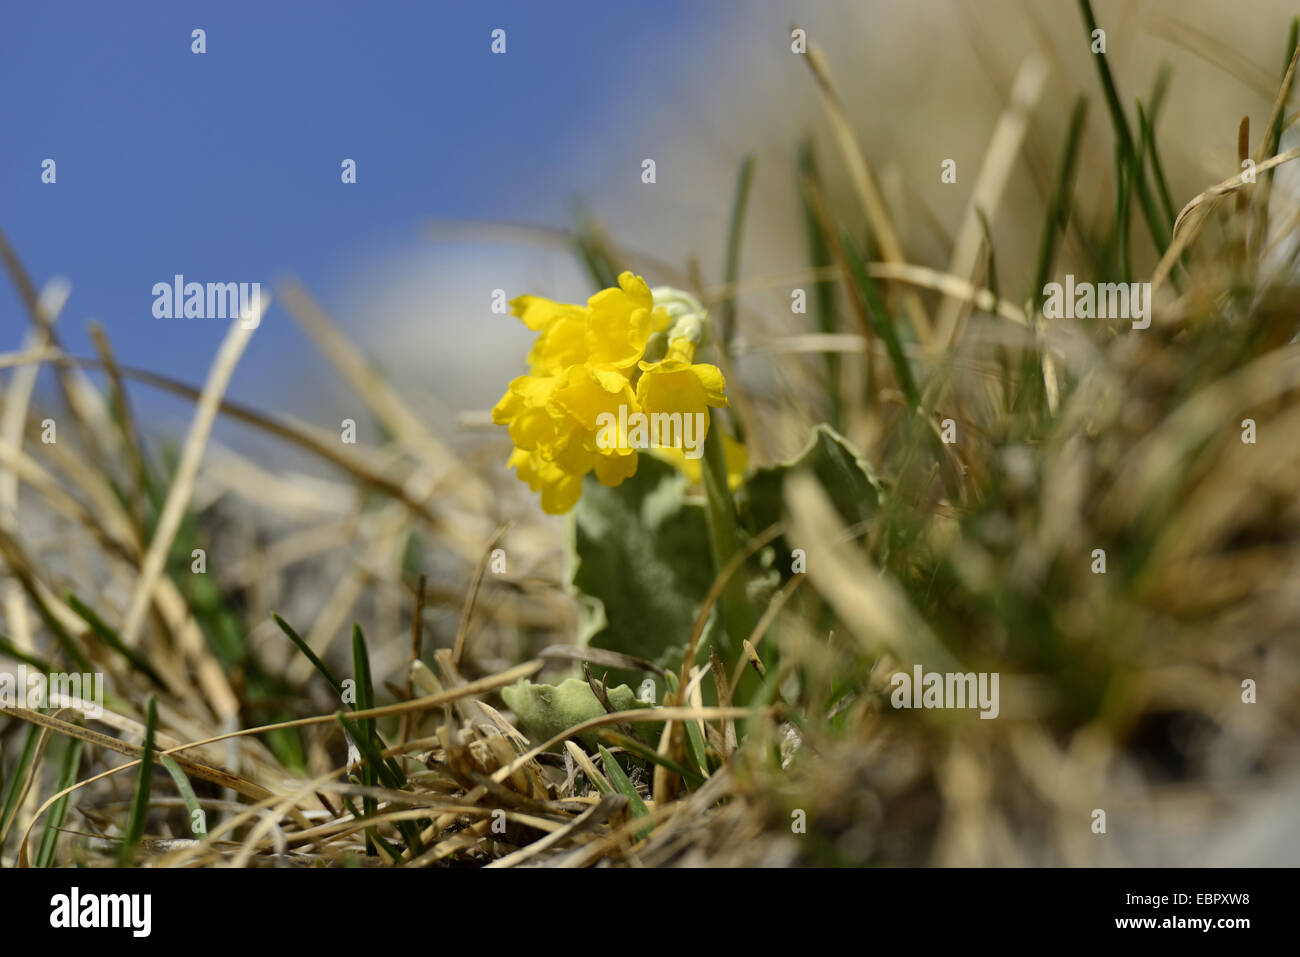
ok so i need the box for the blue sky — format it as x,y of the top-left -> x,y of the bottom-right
0,0 -> 705,428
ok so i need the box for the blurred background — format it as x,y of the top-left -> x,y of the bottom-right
5,0 -> 1300,458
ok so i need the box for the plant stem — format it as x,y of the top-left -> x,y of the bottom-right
700,409 -> 754,662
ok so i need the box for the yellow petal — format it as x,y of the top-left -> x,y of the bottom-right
491,387 -> 524,425
585,273 -> 657,369
508,449 -> 584,514
510,374 -> 560,409
510,295 -> 583,332
618,271 -> 651,301
554,364 -> 636,431
594,450 -> 638,486
540,473 -> 584,514
635,359 -> 729,417
507,405 -> 559,452
689,363 -> 728,407
527,314 -> 589,375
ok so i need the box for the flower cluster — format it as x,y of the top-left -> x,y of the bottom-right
493,272 -> 730,513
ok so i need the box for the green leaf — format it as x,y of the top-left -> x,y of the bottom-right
682,717 -> 711,780
739,424 -> 884,550
597,745 -> 652,838
596,730 -> 704,788
571,454 -> 715,671
501,678 -> 645,748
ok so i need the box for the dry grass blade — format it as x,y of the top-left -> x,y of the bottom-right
934,55 -> 1047,349
120,309 -> 264,649
1144,13 -> 1278,99
278,277 -> 489,511
1156,145 -> 1300,291
485,793 -> 629,868
452,522 -> 510,667
802,38 -> 933,345
4,707 -> 273,802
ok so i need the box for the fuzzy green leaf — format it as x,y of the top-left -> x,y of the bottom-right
502,678 -> 645,748
739,424 -> 883,551
571,454 -> 714,671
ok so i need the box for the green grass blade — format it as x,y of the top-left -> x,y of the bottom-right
118,695 -> 157,866
1115,144 -> 1135,282
159,754 -> 205,838
273,612 -> 346,700
336,712 -> 421,855
975,206 -> 1000,300
1033,95 -> 1089,303
597,730 -> 705,788
371,830 -> 404,864
597,745 -> 652,838
350,626 -> 378,855
798,139 -> 842,428
337,714 -> 376,855
718,153 -> 756,353
35,735 -> 83,867
66,593 -> 165,686
1077,0 -> 1169,253
840,229 -> 919,409
1138,101 -> 1176,230
347,623 -> 405,788
700,411 -> 755,663
1140,64 -> 1177,228
17,579 -> 92,673
572,203 -> 619,290
351,623 -> 375,724
0,633 -> 54,672
0,723 -> 41,855
682,717 -> 710,780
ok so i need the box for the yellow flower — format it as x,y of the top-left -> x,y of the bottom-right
635,336 -> 728,420
586,272 -> 671,370
495,273 -> 738,514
